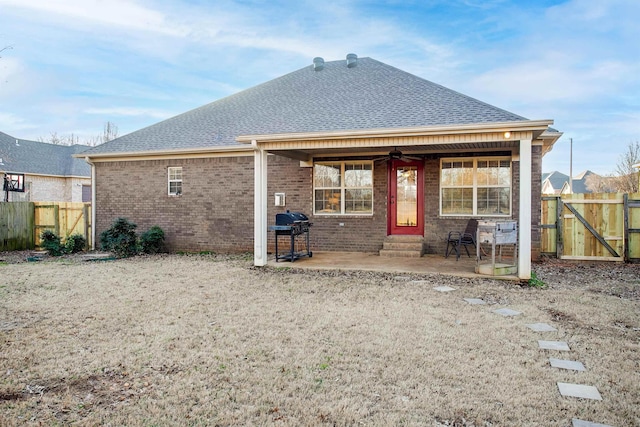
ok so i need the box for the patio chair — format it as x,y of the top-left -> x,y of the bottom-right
445,219 -> 478,261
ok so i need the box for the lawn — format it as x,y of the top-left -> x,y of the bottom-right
0,254 -> 638,426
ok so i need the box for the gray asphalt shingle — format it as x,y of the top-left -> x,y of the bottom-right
0,132 -> 90,177
82,57 -> 529,156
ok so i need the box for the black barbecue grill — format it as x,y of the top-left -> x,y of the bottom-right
269,211 -> 312,262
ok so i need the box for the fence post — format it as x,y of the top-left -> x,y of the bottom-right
623,193 -> 629,262
556,196 -> 563,259
54,204 -> 60,237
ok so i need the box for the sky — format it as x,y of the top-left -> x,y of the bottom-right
0,0 -> 638,175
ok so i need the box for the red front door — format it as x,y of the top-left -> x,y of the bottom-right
388,160 -> 424,235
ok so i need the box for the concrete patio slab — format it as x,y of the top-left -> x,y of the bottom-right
493,308 -> 522,317
572,419 -> 612,427
433,286 -> 456,292
538,340 -> 570,351
550,358 -> 586,371
463,298 -> 486,305
526,322 -> 557,332
558,382 -> 602,400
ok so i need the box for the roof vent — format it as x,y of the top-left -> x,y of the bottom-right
346,53 -> 357,68
313,57 -> 324,71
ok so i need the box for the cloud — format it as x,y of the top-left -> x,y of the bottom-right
85,107 -> 173,119
0,0 -> 188,37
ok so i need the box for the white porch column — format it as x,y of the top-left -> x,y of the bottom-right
518,138 -> 532,280
253,141 -> 268,266
85,157 -> 96,250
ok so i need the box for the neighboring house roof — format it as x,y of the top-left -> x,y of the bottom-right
0,131 -> 91,177
82,56 -> 533,156
541,171 -> 569,194
568,170 -> 598,193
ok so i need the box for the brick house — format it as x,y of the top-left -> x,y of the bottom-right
1,132 -> 91,202
79,55 -> 562,279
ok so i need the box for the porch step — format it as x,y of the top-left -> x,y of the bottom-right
379,235 -> 424,258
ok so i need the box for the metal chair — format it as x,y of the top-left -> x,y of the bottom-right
445,219 -> 478,260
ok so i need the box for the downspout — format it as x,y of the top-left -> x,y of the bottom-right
85,157 -> 96,250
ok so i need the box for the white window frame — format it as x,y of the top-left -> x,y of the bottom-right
168,167 -> 182,196
439,157 -> 511,217
313,161 -> 374,216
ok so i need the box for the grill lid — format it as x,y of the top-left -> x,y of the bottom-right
276,211 -> 309,225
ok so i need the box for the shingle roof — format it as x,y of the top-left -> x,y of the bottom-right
0,131 -> 91,177
542,171 -> 569,191
82,57 -> 530,156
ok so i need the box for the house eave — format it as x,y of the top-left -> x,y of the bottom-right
236,120 -> 555,143
74,145 -> 254,162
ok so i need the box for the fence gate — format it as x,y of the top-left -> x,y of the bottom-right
541,193 -> 640,262
34,202 -> 92,248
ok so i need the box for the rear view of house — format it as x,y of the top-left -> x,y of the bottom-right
80,55 -> 562,279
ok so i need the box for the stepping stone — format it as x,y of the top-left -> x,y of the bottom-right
463,298 -> 486,305
572,419 -> 613,427
557,382 -> 602,400
493,308 -> 522,317
526,322 -> 557,332
550,358 -> 586,371
433,286 -> 456,292
538,340 -> 570,351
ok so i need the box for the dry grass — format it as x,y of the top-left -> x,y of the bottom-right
0,254 -> 638,426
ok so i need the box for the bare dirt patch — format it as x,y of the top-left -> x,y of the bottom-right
0,253 -> 638,426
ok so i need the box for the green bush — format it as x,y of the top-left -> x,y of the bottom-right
140,226 -> 165,254
99,217 -> 138,258
40,230 -> 64,256
528,271 -> 547,288
65,233 -> 86,254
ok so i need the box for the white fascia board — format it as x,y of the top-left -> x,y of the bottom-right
75,145 -> 254,162
236,120 -> 555,143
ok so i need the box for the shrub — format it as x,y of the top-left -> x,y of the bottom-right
40,230 -> 64,256
99,217 -> 138,258
65,233 -> 86,254
140,226 -> 165,254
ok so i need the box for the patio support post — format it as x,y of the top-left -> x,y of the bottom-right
85,157 -> 96,250
518,138 -> 532,280
253,140 -> 268,266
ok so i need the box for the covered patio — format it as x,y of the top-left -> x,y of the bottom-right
266,251 -> 520,281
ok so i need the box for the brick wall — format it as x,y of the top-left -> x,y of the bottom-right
11,175 -> 90,202
94,151 -> 542,260
95,156 -> 256,252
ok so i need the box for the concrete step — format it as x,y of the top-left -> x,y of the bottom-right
379,249 -> 423,258
383,235 -> 425,243
379,235 -> 425,258
382,241 -> 425,251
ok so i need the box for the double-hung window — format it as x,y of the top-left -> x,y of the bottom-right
314,162 -> 373,215
168,167 -> 182,196
440,157 -> 511,216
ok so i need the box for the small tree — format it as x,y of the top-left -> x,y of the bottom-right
613,141 -> 640,193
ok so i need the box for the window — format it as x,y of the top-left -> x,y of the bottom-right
168,167 -> 182,195
440,157 -> 511,216
314,162 -> 373,215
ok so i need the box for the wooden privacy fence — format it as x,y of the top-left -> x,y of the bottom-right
0,202 -> 91,251
541,193 -> 640,262
0,202 -> 35,251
